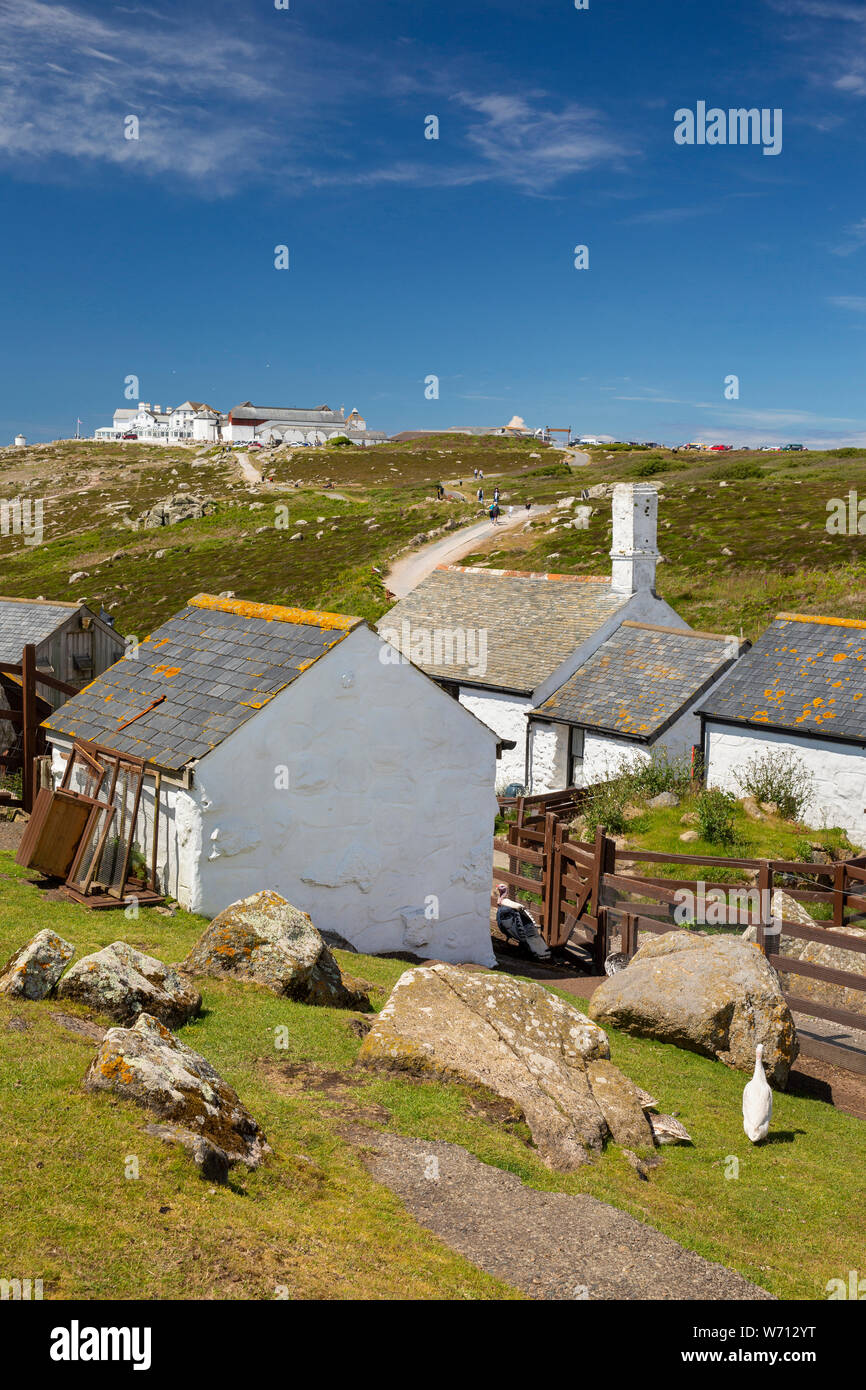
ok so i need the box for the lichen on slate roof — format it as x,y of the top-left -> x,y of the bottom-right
696,612 -> 866,741
378,566 -> 630,693
43,594 -> 362,773
534,621 -> 734,739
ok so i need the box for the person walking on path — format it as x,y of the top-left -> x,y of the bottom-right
477,487 -> 484,504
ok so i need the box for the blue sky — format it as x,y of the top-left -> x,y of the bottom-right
1,0 -> 866,445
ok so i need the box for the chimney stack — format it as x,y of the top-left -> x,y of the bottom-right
610,482 -> 659,594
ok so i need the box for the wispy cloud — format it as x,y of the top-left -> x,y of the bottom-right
828,295 -> 866,311
767,0 -> 866,97
0,1 -> 634,196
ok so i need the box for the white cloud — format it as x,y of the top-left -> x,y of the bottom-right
0,2 -> 634,196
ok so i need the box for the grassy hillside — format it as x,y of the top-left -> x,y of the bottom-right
3,436 -> 866,640
1,849 -> 864,1300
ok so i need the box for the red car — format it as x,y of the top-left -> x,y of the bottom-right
121,432 -> 138,440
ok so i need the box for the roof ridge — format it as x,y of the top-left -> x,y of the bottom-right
434,565 -> 609,583
620,620 -> 735,642
775,611 -> 866,632
188,594 -> 362,631
0,595 -> 80,609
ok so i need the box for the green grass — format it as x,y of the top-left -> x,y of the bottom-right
2,850 -> 865,1300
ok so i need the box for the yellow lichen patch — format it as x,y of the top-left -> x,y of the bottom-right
833,654 -> 848,663
151,638 -> 170,649
152,665 -> 181,679
776,611 -> 866,631
188,593 -> 362,631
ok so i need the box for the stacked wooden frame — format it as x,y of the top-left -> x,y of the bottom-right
16,739 -> 165,909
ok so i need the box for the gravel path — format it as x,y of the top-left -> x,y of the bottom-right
354,1129 -> 773,1301
236,450 -> 262,486
386,506 -> 553,599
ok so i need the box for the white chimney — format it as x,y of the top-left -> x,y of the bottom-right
610,482 -> 659,594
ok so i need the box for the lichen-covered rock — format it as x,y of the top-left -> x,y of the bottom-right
588,931 -> 798,1087
741,891 -> 866,1017
181,890 -> 370,1010
358,963 -> 654,1170
57,941 -> 201,1029
86,1013 -> 269,1170
0,929 -> 75,1000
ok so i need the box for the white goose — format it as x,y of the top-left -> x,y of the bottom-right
742,1043 -> 773,1143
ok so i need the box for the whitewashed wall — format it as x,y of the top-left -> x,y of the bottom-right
706,722 -> 866,841
457,687 -> 531,790
526,720 -> 570,792
177,625 -> 498,964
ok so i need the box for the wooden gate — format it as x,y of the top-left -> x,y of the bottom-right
492,813 -> 610,968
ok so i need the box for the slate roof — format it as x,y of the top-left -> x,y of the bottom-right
43,594 -> 363,774
696,612 -> 866,743
377,566 -> 631,693
533,621 -> 735,739
0,598 -> 80,662
229,404 -> 346,425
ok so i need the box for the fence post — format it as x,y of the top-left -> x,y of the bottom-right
21,643 -> 36,815
756,860 -> 775,956
590,829 -> 616,972
541,811 -> 557,943
834,862 -> 845,928
507,822 -> 518,883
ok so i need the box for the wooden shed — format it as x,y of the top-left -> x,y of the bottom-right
0,597 -> 125,709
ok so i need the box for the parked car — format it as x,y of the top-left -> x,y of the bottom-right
782,443 -> 806,451
121,432 -> 138,440
248,441 -> 263,449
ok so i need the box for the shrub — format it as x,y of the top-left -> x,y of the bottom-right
696,787 -> 739,846
633,456 -> 668,477
583,781 -> 627,836
738,749 -> 814,821
610,748 -> 693,801
328,435 -> 354,447
716,460 -> 763,480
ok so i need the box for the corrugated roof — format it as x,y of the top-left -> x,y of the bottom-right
534,621 -> 734,739
0,598 -> 80,661
43,594 -> 363,773
377,566 -> 630,693
696,612 -> 866,741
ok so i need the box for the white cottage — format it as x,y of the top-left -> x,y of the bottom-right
699,612 -> 866,840
528,621 -> 742,790
378,483 -> 697,792
42,594 -> 500,965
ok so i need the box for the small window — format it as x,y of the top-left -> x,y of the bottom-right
568,726 -> 585,787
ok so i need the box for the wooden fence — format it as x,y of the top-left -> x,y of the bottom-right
492,798 -> 866,1075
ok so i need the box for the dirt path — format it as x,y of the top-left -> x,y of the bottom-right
353,1129 -> 773,1301
386,506 -> 553,599
236,451 -> 262,486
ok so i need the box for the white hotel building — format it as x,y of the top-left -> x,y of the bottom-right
95,400 -> 385,447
